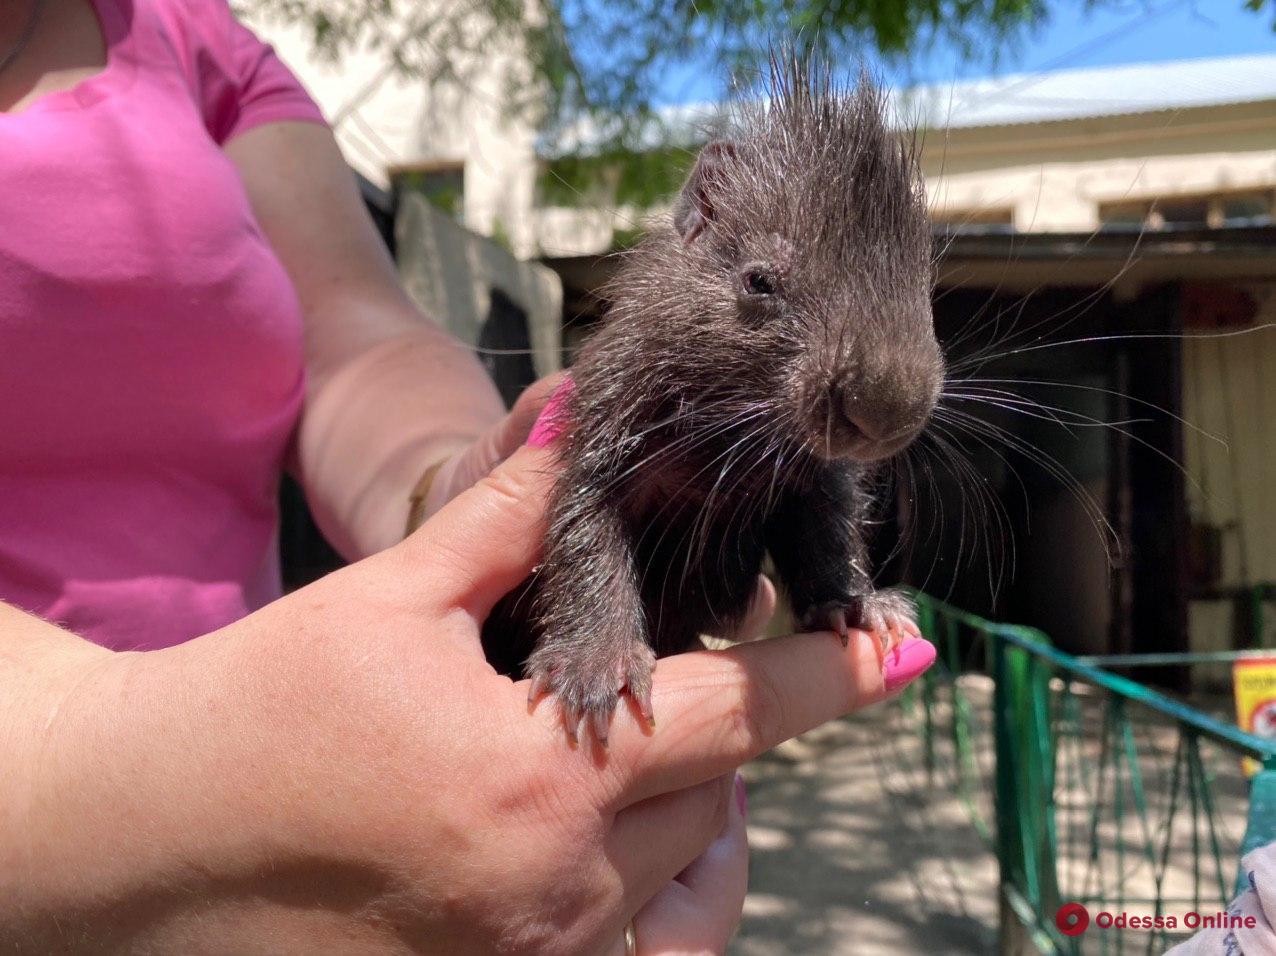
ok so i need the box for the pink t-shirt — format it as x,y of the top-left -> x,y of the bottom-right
0,0 -> 326,650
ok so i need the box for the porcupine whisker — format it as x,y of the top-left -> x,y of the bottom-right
694,416 -> 806,586
913,332 -> 1240,600
705,430 -> 801,599
635,415 -> 777,588
912,425 -> 1008,601
943,390 -> 1151,431
623,392 -> 753,443
942,220 -> 1148,375
646,422 -> 780,637
949,322 -> 1276,377
943,389 -> 1202,492
925,421 -> 1015,599
944,390 -> 1089,434
623,407 -> 777,508
956,376 -> 1229,447
595,405 -> 775,500
930,408 -> 1033,526
911,441 -> 961,579
678,421 -> 779,597
900,438 -> 967,598
897,441 -> 948,596
615,408 -> 764,481
935,406 -> 1118,565
872,453 -> 914,572
913,427 -> 979,592
898,444 -> 949,592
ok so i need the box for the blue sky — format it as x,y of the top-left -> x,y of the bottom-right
896,0 -> 1274,83
654,1 -> 1275,104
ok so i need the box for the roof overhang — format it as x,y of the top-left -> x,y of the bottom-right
542,225 -> 1276,302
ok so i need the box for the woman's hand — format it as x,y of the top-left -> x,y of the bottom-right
412,373 -> 567,524
9,440 -> 932,954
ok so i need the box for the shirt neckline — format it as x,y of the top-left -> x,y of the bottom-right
1,0 -> 134,118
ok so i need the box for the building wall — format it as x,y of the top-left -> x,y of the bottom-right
245,5 -> 544,258
533,100 -> 1276,255
242,18 -> 1276,262
1184,284 -> 1276,653
919,102 -> 1276,232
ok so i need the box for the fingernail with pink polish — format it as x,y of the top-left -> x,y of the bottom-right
883,638 -> 936,693
527,378 -> 574,449
734,773 -> 748,817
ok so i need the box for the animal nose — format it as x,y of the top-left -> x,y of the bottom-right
831,383 -> 891,444
831,385 -> 872,441
829,379 -> 928,454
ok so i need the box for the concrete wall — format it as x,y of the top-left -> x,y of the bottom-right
395,194 -> 562,380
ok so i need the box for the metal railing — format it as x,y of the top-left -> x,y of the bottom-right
898,592 -> 1276,954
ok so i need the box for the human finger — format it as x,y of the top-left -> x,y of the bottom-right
610,632 -> 935,804
606,773 -> 749,956
422,373 -> 569,516
608,774 -> 732,910
406,442 -> 558,625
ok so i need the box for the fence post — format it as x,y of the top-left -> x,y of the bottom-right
993,630 -> 1061,954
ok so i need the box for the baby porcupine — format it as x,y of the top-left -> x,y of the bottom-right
482,57 -> 944,744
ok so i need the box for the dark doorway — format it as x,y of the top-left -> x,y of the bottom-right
875,284 -> 1188,666
478,288 -> 539,409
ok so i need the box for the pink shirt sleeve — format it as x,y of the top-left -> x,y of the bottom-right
174,0 -> 327,144
217,15 -> 327,142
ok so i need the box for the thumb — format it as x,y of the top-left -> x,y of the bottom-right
405,441 -> 560,624
422,372 -> 569,517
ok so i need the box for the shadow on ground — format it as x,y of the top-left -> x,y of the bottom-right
733,700 -> 999,955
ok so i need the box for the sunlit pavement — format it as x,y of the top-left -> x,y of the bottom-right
733,700 -> 1000,955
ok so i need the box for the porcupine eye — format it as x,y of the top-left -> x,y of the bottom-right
741,268 -> 778,296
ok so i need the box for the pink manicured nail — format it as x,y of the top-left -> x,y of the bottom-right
527,378 -> 575,448
882,638 -> 936,692
734,773 -> 748,817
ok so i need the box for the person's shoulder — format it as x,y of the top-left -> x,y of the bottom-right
134,0 -> 241,67
131,0 -> 325,142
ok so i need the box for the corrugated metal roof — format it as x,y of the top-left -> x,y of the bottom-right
897,54 -> 1276,129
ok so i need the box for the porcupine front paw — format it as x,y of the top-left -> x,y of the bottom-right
526,638 -> 657,746
798,588 -> 922,655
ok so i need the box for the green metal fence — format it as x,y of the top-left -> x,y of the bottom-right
900,592 -> 1276,954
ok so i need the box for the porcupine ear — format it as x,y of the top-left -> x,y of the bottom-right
672,140 -> 736,244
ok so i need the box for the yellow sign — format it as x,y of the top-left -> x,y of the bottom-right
1234,657 -> 1276,777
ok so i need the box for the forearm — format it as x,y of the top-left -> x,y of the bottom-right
225,122 -> 506,559
0,605 -> 339,950
297,308 -> 505,559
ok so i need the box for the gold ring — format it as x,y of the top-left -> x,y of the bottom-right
623,919 -> 637,956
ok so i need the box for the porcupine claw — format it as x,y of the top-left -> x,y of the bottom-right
799,589 -> 920,659
526,638 -> 657,747
799,601 -> 852,647
528,672 -> 549,706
